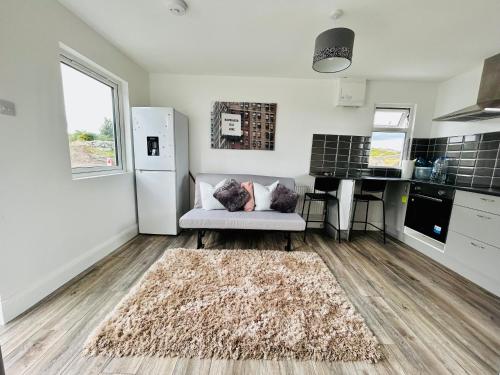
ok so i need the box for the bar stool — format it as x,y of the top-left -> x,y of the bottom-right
349,179 -> 387,243
301,177 -> 341,243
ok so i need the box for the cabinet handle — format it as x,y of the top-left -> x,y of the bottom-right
470,242 -> 485,250
412,193 -> 443,203
477,214 -> 491,220
479,197 -> 495,203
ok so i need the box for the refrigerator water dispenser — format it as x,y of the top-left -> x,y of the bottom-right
147,136 -> 160,156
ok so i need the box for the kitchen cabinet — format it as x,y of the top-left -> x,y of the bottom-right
446,190 -> 500,296
449,205 -> 500,249
453,190 -> 500,216
446,232 -> 500,296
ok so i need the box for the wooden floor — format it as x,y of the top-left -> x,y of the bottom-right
1,230 -> 499,374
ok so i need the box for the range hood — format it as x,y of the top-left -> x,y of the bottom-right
433,53 -> 500,122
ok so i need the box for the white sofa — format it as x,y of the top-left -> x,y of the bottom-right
179,173 -> 306,250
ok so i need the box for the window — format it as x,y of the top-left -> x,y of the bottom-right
59,52 -> 124,176
368,106 -> 413,168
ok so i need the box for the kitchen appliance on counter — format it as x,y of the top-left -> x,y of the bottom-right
132,107 -> 189,235
430,157 -> 448,184
414,157 -> 433,180
404,182 -> 455,243
414,167 -> 433,180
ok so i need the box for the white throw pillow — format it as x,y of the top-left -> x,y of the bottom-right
200,180 -> 226,210
253,180 -> 279,211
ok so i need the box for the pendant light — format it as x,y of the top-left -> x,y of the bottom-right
312,10 -> 355,73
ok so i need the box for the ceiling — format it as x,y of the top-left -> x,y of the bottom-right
58,0 -> 500,81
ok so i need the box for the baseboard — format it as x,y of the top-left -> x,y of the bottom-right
0,224 -> 138,325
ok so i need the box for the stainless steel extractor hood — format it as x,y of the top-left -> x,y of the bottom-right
433,53 -> 500,122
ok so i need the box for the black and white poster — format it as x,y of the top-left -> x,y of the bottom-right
211,101 -> 277,150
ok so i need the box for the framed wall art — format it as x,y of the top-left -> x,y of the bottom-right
211,101 -> 277,150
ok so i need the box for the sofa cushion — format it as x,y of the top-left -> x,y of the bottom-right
199,180 -> 227,210
179,209 -> 306,231
254,180 -> 279,211
194,174 -> 296,209
213,179 -> 250,212
271,184 -> 299,213
241,181 -> 255,212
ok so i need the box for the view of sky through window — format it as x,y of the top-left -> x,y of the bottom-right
60,62 -> 117,169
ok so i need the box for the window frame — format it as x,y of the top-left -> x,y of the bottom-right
59,51 -> 126,178
368,104 -> 415,169
373,107 -> 411,129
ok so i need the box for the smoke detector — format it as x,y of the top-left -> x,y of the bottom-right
167,0 -> 187,16
330,9 -> 344,21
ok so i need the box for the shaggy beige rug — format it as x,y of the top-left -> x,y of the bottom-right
84,249 -> 381,362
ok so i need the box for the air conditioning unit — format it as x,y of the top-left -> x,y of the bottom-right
335,78 -> 366,107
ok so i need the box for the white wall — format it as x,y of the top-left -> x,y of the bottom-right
150,74 -> 437,184
0,0 -> 149,324
431,63 -> 500,137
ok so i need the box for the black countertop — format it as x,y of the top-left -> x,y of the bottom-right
309,173 -> 500,197
408,179 -> 500,197
309,173 -> 409,182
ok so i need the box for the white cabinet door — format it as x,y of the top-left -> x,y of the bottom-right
454,190 -> 500,216
449,205 -> 500,248
446,231 -> 500,296
136,170 -> 178,235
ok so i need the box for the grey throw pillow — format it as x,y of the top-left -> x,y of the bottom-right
270,184 -> 299,213
213,179 -> 250,212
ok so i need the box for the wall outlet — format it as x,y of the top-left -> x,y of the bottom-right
0,99 -> 16,116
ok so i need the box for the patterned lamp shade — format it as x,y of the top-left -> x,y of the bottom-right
312,27 -> 355,73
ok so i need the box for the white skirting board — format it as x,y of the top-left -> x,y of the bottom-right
0,224 -> 138,325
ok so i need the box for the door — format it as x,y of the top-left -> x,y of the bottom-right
132,107 -> 176,171
136,170 -> 178,235
404,194 -> 453,243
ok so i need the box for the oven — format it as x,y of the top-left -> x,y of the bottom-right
404,182 -> 455,243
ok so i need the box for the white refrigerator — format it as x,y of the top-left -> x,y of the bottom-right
132,107 -> 189,235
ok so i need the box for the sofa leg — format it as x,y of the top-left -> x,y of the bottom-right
197,230 -> 205,249
285,232 -> 292,251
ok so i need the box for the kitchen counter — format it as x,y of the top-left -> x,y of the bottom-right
310,173 -> 409,182
309,173 -> 500,197
351,176 -> 411,182
410,180 -> 500,197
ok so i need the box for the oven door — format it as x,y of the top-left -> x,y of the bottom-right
404,193 -> 453,243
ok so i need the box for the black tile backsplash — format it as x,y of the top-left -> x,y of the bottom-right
410,131 -> 500,189
311,131 -> 500,187
483,132 -> 500,141
310,134 -> 401,178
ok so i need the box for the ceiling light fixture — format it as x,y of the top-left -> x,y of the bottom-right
312,9 -> 355,73
167,0 -> 188,16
